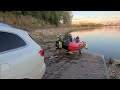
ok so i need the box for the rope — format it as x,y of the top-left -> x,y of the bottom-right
44,51 -> 65,60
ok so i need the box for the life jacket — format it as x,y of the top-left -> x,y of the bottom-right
55,40 -> 62,49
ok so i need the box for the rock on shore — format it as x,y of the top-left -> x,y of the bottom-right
107,58 -> 120,79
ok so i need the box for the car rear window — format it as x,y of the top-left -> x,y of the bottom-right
0,31 -> 27,53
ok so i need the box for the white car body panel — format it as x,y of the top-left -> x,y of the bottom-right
0,25 -> 46,79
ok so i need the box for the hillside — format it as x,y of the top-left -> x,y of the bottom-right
0,11 -> 72,31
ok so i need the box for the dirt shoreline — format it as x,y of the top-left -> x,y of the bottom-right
29,26 -> 116,79
29,26 -> 102,50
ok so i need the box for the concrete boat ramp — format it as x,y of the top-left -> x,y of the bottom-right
42,50 -> 109,79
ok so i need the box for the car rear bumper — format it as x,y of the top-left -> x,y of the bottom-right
34,63 -> 46,79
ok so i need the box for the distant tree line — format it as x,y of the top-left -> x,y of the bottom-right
1,11 -> 73,26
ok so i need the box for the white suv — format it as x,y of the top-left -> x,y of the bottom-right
0,24 -> 46,79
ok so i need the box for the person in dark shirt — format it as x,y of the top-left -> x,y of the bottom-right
68,34 -> 72,42
76,36 -> 80,43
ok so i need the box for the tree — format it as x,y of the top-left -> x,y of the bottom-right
63,11 -> 73,26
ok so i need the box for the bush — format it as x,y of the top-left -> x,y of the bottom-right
0,11 -> 72,30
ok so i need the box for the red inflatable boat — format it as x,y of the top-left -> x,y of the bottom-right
68,41 -> 86,51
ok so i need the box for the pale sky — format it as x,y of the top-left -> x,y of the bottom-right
72,11 -> 120,24
72,11 -> 120,18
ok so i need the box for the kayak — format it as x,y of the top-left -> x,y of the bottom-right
68,41 -> 86,51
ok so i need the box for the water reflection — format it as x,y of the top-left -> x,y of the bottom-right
70,26 -> 120,59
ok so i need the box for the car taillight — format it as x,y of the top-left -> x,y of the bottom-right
39,49 -> 44,56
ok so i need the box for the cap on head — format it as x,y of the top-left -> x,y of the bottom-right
76,36 -> 79,39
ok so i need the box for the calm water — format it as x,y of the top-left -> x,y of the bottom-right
70,26 -> 120,60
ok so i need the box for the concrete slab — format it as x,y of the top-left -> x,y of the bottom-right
42,50 -> 109,79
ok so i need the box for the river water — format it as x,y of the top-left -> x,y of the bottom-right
70,26 -> 120,60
